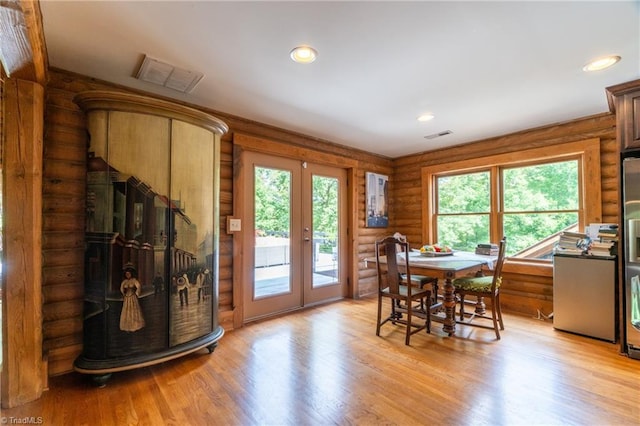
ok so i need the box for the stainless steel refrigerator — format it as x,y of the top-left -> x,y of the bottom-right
622,157 -> 640,359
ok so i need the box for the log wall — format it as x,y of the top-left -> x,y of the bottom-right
390,113 -> 619,316
41,86 -> 87,377
40,68 -> 618,376
43,68 -> 392,375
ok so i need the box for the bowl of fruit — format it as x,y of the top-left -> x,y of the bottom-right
419,244 -> 453,257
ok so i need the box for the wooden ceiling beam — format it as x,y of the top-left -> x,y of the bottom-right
0,0 -> 48,85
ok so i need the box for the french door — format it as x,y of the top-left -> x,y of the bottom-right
242,151 -> 347,321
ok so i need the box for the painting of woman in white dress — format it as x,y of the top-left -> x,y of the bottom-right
119,265 -> 146,332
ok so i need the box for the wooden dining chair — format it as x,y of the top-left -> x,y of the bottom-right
375,236 -> 432,345
452,237 -> 507,339
393,233 -> 440,308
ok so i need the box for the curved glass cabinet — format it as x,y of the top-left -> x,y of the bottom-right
73,91 -> 228,382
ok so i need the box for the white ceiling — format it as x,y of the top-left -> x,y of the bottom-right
40,1 -> 639,158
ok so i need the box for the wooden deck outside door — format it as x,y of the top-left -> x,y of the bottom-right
242,152 -> 347,322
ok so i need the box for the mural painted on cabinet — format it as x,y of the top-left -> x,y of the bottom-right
83,112 -> 215,358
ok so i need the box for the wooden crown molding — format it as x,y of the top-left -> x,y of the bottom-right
606,79 -> 640,113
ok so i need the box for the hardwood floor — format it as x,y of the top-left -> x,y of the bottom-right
3,297 -> 639,425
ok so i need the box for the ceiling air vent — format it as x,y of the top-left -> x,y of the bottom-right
424,130 -> 453,140
135,55 -> 204,94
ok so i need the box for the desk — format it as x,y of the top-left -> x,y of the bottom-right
366,251 -> 497,336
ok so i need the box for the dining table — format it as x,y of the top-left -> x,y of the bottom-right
365,250 -> 498,336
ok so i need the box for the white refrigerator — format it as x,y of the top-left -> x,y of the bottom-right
553,254 -> 616,342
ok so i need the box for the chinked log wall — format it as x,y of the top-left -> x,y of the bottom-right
388,113 -> 618,316
42,68 -> 393,376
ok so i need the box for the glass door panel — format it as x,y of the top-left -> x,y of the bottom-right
311,175 -> 339,289
254,166 -> 292,298
243,152 -> 302,321
303,163 -> 347,305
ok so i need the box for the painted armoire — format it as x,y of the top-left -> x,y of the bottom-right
73,91 -> 227,382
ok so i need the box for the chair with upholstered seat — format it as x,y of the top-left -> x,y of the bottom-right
453,237 -> 507,339
375,235 -> 432,345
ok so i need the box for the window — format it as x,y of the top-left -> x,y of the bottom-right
436,171 -> 490,252
422,139 -> 602,262
503,160 -> 579,257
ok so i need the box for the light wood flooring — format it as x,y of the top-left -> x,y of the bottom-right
3,297 -> 639,425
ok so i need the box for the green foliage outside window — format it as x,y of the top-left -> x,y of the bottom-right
438,172 -> 490,214
437,172 -> 490,251
254,168 -> 338,254
436,160 -> 579,257
502,161 -> 579,255
254,167 -> 291,235
313,175 -> 339,254
503,162 -> 578,211
437,215 -> 490,252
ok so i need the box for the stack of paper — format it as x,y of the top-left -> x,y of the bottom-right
555,231 -> 589,255
589,225 -> 618,257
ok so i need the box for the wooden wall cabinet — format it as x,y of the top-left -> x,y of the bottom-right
73,91 -> 228,381
607,80 -> 640,151
607,79 -> 640,354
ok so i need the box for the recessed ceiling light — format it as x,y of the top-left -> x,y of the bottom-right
417,113 -> 435,122
290,46 -> 318,64
583,55 -> 621,72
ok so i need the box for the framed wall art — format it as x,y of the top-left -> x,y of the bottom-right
366,172 -> 389,228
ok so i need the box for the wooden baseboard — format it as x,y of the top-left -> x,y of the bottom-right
46,344 -> 82,377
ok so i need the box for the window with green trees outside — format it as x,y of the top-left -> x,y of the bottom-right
433,158 -> 582,259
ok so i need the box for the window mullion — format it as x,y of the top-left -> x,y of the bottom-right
492,165 -> 502,243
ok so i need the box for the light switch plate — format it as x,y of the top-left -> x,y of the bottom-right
228,218 -> 241,232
